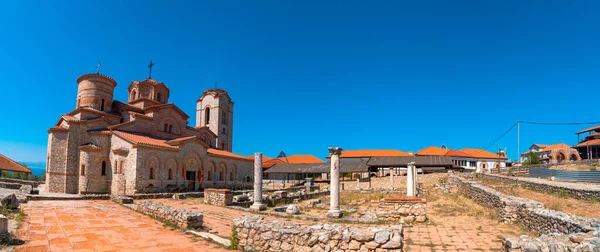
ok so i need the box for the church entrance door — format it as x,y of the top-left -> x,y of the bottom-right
186,171 -> 196,191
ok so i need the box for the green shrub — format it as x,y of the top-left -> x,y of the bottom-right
229,226 -> 239,250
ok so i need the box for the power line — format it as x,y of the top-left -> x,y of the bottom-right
521,121 -> 600,126
476,122 -> 518,153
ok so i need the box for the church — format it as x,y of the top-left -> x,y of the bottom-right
45,70 -> 253,194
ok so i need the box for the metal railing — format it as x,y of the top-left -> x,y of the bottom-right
529,168 -> 600,182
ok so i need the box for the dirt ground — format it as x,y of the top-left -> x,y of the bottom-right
475,177 -> 600,219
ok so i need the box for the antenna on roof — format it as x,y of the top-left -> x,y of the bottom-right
277,151 -> 289,163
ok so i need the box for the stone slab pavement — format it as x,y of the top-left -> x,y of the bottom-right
15,200 -> 230,252
150,198 -> 509,251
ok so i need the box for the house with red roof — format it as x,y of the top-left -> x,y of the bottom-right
46,72 -> 254,195
415,145 -> 508,172
0,154 -> 32,176
575,125 -> 600,160
520,143 -> 581,164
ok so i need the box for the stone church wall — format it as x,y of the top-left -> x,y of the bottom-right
46,131 -> 68,193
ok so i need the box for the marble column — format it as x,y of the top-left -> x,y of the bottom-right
250,152 -> 266,211
326,147 -> 343,218
407,162 -> 416,197
356,178 -> 360,190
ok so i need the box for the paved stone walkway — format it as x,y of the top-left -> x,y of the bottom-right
15,200 -> 229,252
150,198 -> 512,251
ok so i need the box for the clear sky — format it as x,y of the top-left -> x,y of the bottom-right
1,0 -> 599,162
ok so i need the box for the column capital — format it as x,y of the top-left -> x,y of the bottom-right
328,147 -> 343,156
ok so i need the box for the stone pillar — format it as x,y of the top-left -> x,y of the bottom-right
390,167 -> 394,189
0,215 -> 6,234
250,152 -> 266,211
356,178 -> 360,190
407,162 -> 416,197
327,147 -> 343,218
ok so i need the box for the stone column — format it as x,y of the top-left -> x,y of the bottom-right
250,152 -> 266,211
390,167 -> 394,189
407,162 -> 416,197
356,178 -> 360,190
326,147 -> 343,218
0,215 -> 6,234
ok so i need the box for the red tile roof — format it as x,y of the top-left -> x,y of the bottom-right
207,149 -> 253,161
0,154 -> 32,173
575,139 -> 600,147
339,150 -> 414,158
281,155 -> 325,164
540,143 -> 571,152
444,149 -> 472,158
577,125 -> 600,134
112,131 -> 177,149
461,148 -> 507,160
415,146 -> 450,156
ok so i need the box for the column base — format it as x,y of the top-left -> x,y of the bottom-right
326,210 -> 343,218
250,203 -> 266,211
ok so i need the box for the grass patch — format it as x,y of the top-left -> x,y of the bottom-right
229,226 -> 239,250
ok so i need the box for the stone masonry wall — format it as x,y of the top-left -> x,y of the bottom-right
204,188 -> 232,206
136,201 -> 203,229
377,198 -> 427,224
451,175 -> 600,234
479,173 -> 600,201
233,215 -> 404,252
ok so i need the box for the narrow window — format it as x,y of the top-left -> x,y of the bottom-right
168,169 -> 173,180
81,165 -> 86,176
120,161 -> 124,174
164,124 -> 168,132
114,160 -> 118,174
100,99 -> 105,111
230,171 -> 233,181
168,124 -> 172,133
205,108 -> 210,125
150,167 -> 154,179
101,161 -> 106,176
131,90 -> 137,100
207,170 -> 212,181
219,169 -> 223,181
156,93 -> 162,102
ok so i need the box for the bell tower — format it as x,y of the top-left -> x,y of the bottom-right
196,88 -> 234,151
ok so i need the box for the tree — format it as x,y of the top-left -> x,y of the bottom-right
522,152 -> 541,165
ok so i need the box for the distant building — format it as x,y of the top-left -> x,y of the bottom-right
0,154 -> 32,176
520,143 -> 581,164
257,155 -> 325,181
575,125 -> 600,159
415,146 -> 508,172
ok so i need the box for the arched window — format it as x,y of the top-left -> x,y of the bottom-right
164,124 -> 168,132
205,107 -> 210,125
101,161 -> 106,176
230,171 -> 233,181
100,99 -> 105,111
114,160 -> 118,174
219,168 -> 224,181
168,169 -> 172,180
222,111 -> 227,124
168,124 -> 173,133
221,141 -> 227,150
131,90 -> 137,100
81,164 -> 86,176
120,161 -> 124,174
207,170 -> 212,181
156,93 -> 162,102
150,166 -> 154,179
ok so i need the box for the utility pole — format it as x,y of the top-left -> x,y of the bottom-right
517,120 -> 520,164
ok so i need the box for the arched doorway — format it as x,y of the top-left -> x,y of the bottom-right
557,153 -> 566,163
184,158 -> 202,191
570,154 -> 578,161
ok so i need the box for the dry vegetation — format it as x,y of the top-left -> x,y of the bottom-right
475,177 -> 600,219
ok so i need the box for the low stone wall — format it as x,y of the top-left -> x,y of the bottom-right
137,201 -> 203,229
131,192 -> 203,200
479,173 -> 600,201
233,190 -> 330,208
502,232 -> 600,251
377,197 -> 427,224
204,188 -> 232,206
451,175 -> 600,234
233,215 -> 404,251
0,182 -> 22,190
0,178 -> 44,187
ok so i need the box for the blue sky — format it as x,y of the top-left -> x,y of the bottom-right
1,0 -> 599,162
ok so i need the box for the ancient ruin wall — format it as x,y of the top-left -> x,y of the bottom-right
376,198 -> 427,224
451,175 -> 600,234
233,215 -> 404,252
479,173 -> 600,201
204,188 -> 233,206
137,201 -> 203,229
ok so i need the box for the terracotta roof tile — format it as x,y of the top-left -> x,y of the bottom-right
575,139 -> 600,147
540,143 -> 571,152
112,131 -> 177,149
339,150 -> 414,158
577,125 -> 600,134
415,146 -> 450,156
280,155 -> 325,164
0,154 -> 32,173
207,149 -> 253,160
461,148 -> 507,160
444,149 -> 472,157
